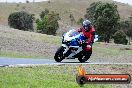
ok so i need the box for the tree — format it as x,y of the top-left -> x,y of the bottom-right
36,10 -> 60,35
8,11 -> 34,31
86,2 -> 120,43
85,1 -> 101,23
127,15 -> 132,44
119,15 -> 132,45
113,30 -> 128,45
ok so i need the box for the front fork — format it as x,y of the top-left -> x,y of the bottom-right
62,44 -> 71,57
62,44 -> 68,54
62,44 -> 83,58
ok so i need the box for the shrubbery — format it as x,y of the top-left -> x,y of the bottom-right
36,9 -> 60,35
77,18 -> 84,25
113,31 -> 128,45
8,11 -> 34,31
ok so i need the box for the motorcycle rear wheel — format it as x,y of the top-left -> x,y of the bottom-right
54,46 -> 64,62
78,51 -> 92,63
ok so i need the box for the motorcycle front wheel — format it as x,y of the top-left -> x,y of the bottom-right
54,46 -> 64,62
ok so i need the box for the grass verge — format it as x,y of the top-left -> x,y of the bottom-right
0,51 -> 49,59
0,65 -> 112,88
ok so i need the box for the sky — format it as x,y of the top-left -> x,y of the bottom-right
0,0 -> 132,5
0,0 -> 48,3
113,0 -> 132,5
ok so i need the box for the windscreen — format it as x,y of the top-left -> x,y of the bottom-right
68,29 -> 80,37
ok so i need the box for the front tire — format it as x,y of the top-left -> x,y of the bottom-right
54,46 -> 64,62
78,51 -> 92,63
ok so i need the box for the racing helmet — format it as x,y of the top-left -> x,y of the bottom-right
83,20 -> 91,32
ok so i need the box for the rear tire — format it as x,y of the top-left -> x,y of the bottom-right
78,51 -> 92,63
54,46 -> 64,62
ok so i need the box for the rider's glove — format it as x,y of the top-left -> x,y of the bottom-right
86,41 -> 93,45
79,40 -> 86,45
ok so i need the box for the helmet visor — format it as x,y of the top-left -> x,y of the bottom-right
84,26 -> 90,31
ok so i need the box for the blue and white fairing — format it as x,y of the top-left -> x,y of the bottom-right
63,29 -> 98,46
62,29 -> 98,59
63,29 -> 85,46
62,29 -> 85,58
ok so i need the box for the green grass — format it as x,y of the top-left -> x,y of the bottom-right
0,65 -> 112,88
93,45 -> 121,56
36,34 -> 61,45
92,42 -> 132,59
0,51 -> 49,59
0,52 -> 34,58
128,51 -> 132,54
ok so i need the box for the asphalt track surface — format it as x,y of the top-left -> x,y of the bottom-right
0,57 -> 131,67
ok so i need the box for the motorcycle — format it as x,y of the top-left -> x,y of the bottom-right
54,29 -> 98,63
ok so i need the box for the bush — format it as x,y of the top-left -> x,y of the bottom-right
36,10 -> 60,35
77,18 -> 84,25
40,9 -> 49,19
26,0 -> 29,3
113,31 -> 128,45
8,11 -> 34,31
48,0 -> 51,3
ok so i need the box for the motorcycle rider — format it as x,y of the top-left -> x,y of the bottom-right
77,20 -> 95,55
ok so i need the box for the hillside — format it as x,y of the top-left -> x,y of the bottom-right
0,0 -> 132,26
0,25 -> 131,63
0,25 -> 61,58
0,0 -> 131,60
